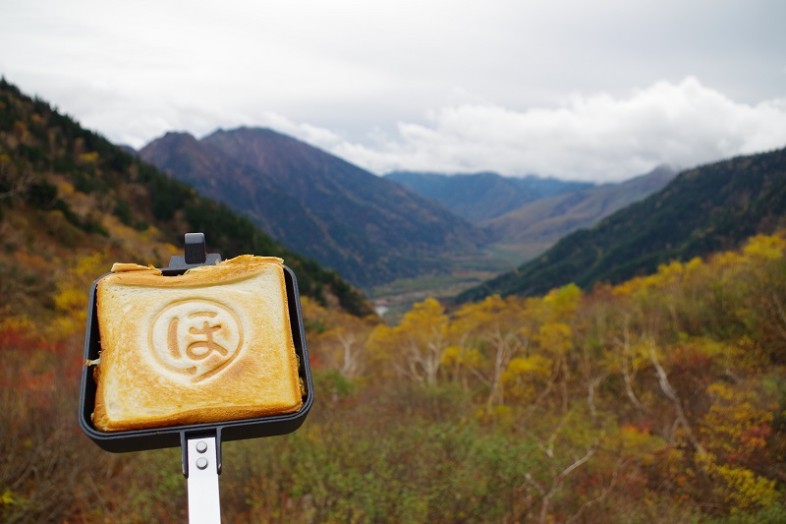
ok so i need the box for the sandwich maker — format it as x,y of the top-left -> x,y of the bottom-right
78,233 -> 314,522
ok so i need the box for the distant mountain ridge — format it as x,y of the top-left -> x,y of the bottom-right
140,127 -> 487,288
385,166 -> 676,269
484,165 -> 677,245
384,171 -> 593,223
458,147 -> 786,302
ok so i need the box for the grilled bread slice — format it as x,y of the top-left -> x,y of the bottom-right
92,255 -> 303,432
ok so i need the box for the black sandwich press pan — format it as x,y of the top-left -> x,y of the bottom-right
78,233 -> 314,462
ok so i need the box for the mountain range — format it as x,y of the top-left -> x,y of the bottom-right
139,130 -> 679,293
5,76 -> 783,317
139,128 -> 487,288
386,167 -> 677,265
458,147 -> 786,302
482,165 -> 677,245
384,171 -> 593,223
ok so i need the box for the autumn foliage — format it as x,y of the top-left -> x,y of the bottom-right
1,233 -> 784,522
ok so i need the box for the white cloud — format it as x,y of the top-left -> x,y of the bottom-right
329,78 -> 786,182
4,2 -> 786,182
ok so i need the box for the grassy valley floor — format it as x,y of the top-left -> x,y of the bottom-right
368,240 -> 553,321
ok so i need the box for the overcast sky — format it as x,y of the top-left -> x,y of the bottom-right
2,0 -> 785,182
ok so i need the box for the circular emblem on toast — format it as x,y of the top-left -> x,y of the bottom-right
149,298 -> 243,382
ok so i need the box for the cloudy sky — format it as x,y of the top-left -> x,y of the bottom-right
2,0 -> 785,182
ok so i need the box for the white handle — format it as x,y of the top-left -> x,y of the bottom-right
186,436 -> 221,524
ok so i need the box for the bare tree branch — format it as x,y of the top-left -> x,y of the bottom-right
620,315 -> 644,410
537,442 -> 599,524
648,339 -> 706,455
566,456 -> 624,524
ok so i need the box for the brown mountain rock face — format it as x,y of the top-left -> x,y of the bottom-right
141,127 -> 488,288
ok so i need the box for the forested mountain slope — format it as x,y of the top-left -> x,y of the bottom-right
459,147 -> 786,301
141,128 -> 488,288
0,78 -> 371,318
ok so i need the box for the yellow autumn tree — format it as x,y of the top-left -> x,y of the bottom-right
302,296 -> 378,379
367,297 -> 449,386
700,381 -> 775,465
447,294 -> 530,406
50,250 -> 110,338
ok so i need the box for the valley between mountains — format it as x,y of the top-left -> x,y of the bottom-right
138,127 -> 680,315
137,124 -> 786,319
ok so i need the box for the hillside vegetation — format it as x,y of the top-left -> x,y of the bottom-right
460,147 -> 786,302
0,78 -> 371,318
3,228 -> 785,522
